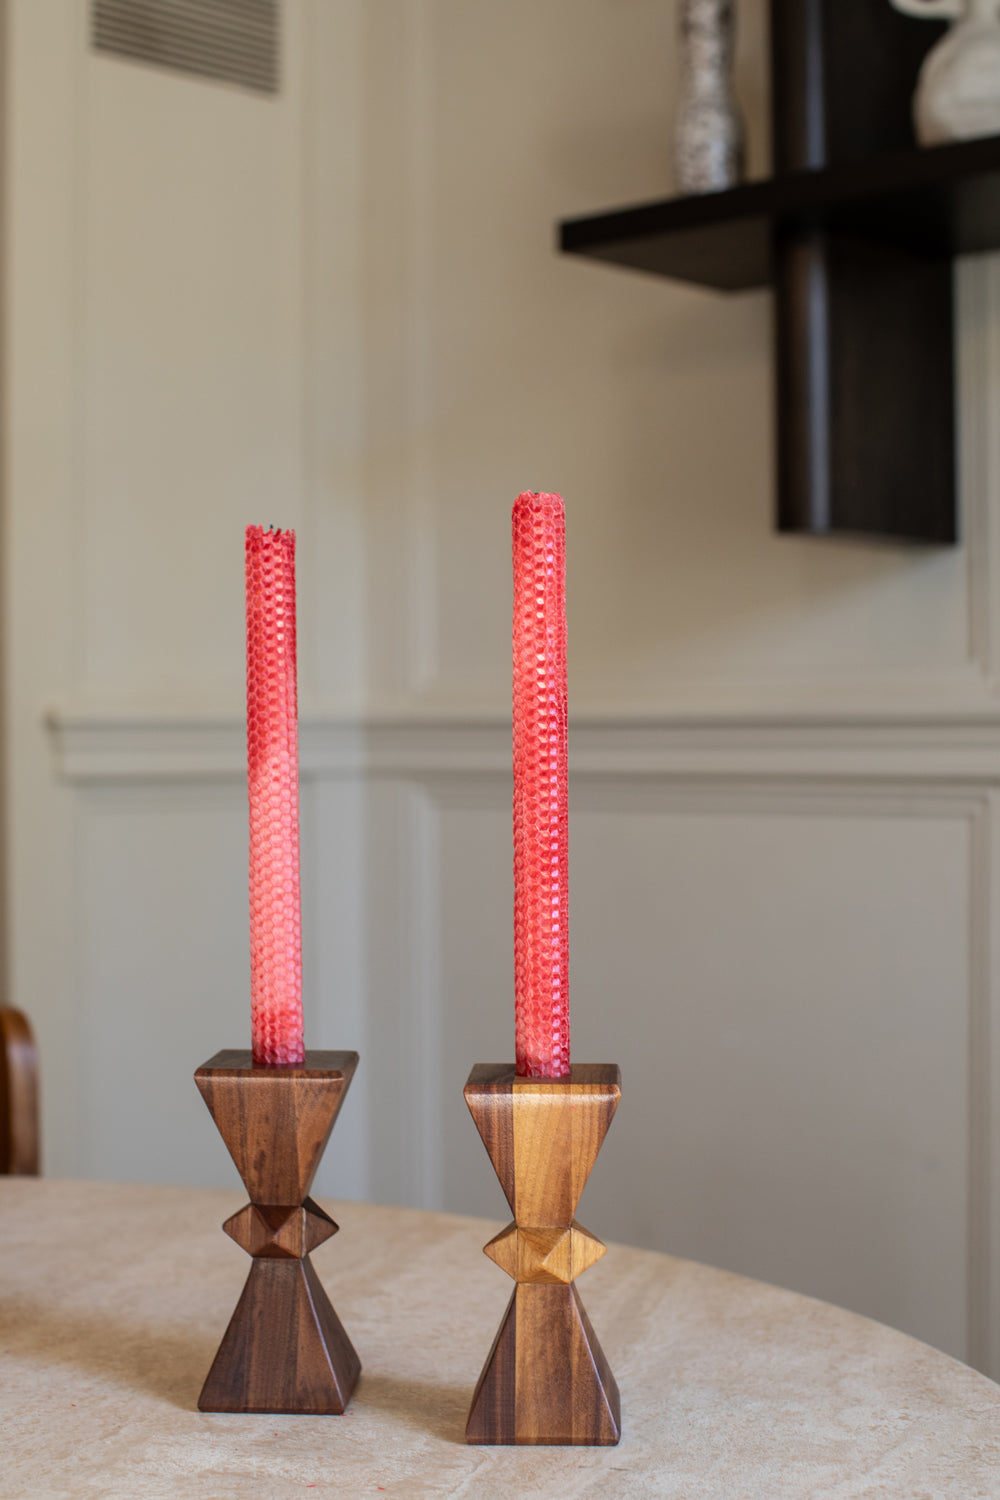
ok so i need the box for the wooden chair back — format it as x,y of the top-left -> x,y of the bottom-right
0,1009 -> 39,1174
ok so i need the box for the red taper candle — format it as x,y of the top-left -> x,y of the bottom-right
512,492 -> 570,1078
246,525 -> 304,1066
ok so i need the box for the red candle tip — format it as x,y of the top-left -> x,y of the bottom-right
513,490 -> 564,513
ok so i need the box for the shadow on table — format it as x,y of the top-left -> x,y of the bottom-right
0,1295 -> 215,1410
356,1372 -> 468,1444
1,1296 -> 472,1435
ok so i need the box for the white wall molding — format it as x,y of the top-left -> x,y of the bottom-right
47,705 -> 1000,785
404,770 -> 996,1375
399,781 -> 444,1209
968,791 -> 996,1376
958,254 -> 1000,688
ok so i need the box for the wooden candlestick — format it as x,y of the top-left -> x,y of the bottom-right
464,1063 -> 622,1445
194,1049 -> 361,1415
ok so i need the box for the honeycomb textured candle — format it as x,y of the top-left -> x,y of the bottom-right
512,491 -> 570,1078
246,525 -> 304,1066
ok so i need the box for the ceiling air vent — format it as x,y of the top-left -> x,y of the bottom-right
92,0 -> 279,95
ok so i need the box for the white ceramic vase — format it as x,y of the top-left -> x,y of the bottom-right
889,0 -> 1000,145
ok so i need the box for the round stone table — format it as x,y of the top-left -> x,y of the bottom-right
0,1179 -> 997,1498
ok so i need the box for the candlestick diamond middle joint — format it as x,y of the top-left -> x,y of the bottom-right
464,1062 -> 622,1445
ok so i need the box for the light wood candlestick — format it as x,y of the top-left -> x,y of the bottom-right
194,1049 -> 361,1415
464,1063 -> 622,1445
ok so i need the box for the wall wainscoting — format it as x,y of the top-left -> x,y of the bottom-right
46,706 -> 1000,1378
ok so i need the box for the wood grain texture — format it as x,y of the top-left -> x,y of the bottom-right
464,1065 -> 621,1445
222,1197 -> 338,1259
197,1258 -> 360,1415
195,1049 -> 360,1414
0,1010 -> 40,1176
195,1050 -> 357,1204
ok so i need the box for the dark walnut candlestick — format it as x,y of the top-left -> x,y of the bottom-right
194,1049 -> 361,1415
464,1063 -> 622,1445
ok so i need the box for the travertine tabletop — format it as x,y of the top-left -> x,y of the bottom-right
0,1179 -> 997,1499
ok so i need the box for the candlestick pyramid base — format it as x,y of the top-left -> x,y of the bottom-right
464,1063 -> 621,1445
195,1050 -> 361,1415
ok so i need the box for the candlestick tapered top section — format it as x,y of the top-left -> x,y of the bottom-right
246,525 -> 304,1066
512,492 -> 569,1078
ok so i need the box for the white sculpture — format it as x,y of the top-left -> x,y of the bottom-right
889,0 -> 1000,145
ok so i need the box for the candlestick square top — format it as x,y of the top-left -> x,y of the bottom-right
195,1050 -> 358,1205
464,1064 -> 620,1225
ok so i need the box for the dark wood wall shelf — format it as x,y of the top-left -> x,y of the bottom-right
558,0 -> 979,544
560,134 -> 1000,294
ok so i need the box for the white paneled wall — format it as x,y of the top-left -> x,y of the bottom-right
4,0 -> 368,1174
8,0 -> 1000,1382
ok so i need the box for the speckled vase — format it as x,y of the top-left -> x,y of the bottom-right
673,0 -> 745,194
